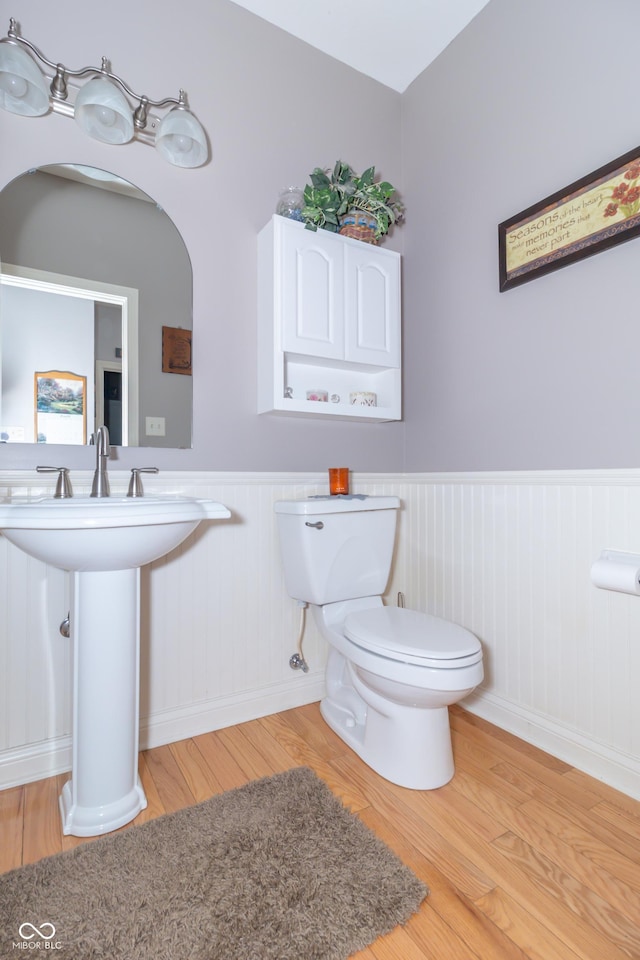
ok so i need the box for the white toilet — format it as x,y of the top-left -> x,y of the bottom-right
275,495 -> 483,790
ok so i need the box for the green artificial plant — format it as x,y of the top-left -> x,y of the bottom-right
300,160 -> 403,240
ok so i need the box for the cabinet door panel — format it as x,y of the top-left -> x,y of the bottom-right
281,228 -> 344,359
344,246 -> 400,367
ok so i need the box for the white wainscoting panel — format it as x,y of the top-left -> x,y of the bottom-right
397,472 -> 640,799
0,469 -> 639,799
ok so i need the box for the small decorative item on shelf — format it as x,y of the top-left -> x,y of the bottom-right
306,389 -> 328,402
300,160 -> 403,244
276,186 -> 304,221
350,391 -> 377,407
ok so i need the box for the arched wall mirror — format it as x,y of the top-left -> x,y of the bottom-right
0,164 -> 193,448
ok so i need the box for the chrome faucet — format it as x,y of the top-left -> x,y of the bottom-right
90,425 -> 111,497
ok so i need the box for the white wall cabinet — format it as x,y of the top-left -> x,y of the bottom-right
258,215 -> 401,421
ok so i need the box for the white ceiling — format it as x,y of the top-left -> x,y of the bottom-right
228,0 -> 490,93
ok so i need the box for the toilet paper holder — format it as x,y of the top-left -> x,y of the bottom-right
590,548 -> 640,595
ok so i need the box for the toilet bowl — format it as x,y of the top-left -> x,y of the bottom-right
316,597 -> 483,789
274,496 -> 484,790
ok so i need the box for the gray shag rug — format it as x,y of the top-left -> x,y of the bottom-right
0,766 -> 427,959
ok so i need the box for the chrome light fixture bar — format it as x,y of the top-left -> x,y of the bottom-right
0,19 -> 208,168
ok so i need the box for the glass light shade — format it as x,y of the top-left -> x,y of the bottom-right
0,41 -> 49,116
74,76 -> 134,144
156,106 -> 208,168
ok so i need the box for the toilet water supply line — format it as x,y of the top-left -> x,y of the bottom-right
289,601 -> 310,672
288,592 -> 408,673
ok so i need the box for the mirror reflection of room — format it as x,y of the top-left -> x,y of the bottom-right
0,164 -> 194,448
1,282 -> 122,444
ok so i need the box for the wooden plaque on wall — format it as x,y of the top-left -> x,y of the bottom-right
162,326 -> 192,376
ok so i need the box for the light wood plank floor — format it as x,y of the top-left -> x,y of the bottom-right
1,704 -> 639,959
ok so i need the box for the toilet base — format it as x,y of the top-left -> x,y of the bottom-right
321,650 -> 455,790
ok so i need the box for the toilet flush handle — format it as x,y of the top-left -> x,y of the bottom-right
305,521 -> 324,529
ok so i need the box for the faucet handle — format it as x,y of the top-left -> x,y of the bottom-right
127,467 -> 159,498
36,466 -> 73,499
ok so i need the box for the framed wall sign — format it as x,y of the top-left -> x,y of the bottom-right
499,144 -> 640,291
34,370 -> 86,444
162,325 -> 192,375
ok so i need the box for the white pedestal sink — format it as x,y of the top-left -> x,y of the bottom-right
0,496 -> 230,836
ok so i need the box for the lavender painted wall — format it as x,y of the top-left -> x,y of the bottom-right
0,0 -> 404,473
402,0 -> 640,470
5,0 -> 637,476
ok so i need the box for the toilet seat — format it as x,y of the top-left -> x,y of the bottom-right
344,606 -> 482,669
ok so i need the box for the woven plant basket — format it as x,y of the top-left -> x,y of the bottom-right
339,210 -> 379,244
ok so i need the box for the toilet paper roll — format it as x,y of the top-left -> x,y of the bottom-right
590,549 -> 640,595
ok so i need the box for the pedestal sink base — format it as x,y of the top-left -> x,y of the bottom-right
60,776 -> 147,837
62,568 -> 147,837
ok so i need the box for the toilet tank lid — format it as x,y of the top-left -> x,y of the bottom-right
274,496 -> 400,515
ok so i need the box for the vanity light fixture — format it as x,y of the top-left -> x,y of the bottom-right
0,19 -> 208,167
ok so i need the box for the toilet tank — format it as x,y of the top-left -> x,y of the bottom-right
274,496 -> 400,604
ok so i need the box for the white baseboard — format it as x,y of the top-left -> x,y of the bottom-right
465,691 -> 640,801
139,675 -> 326,750
2,678 -> 638,803
0,737 -> 73,791
0,676 -> 325,791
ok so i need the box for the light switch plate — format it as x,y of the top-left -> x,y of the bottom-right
145,416 -> 165,437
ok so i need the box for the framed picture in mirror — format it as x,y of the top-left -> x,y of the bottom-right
34,370 -> 87,445
162,326 -> 192,375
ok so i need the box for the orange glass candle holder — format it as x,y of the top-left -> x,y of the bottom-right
328,467 -> 349,496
